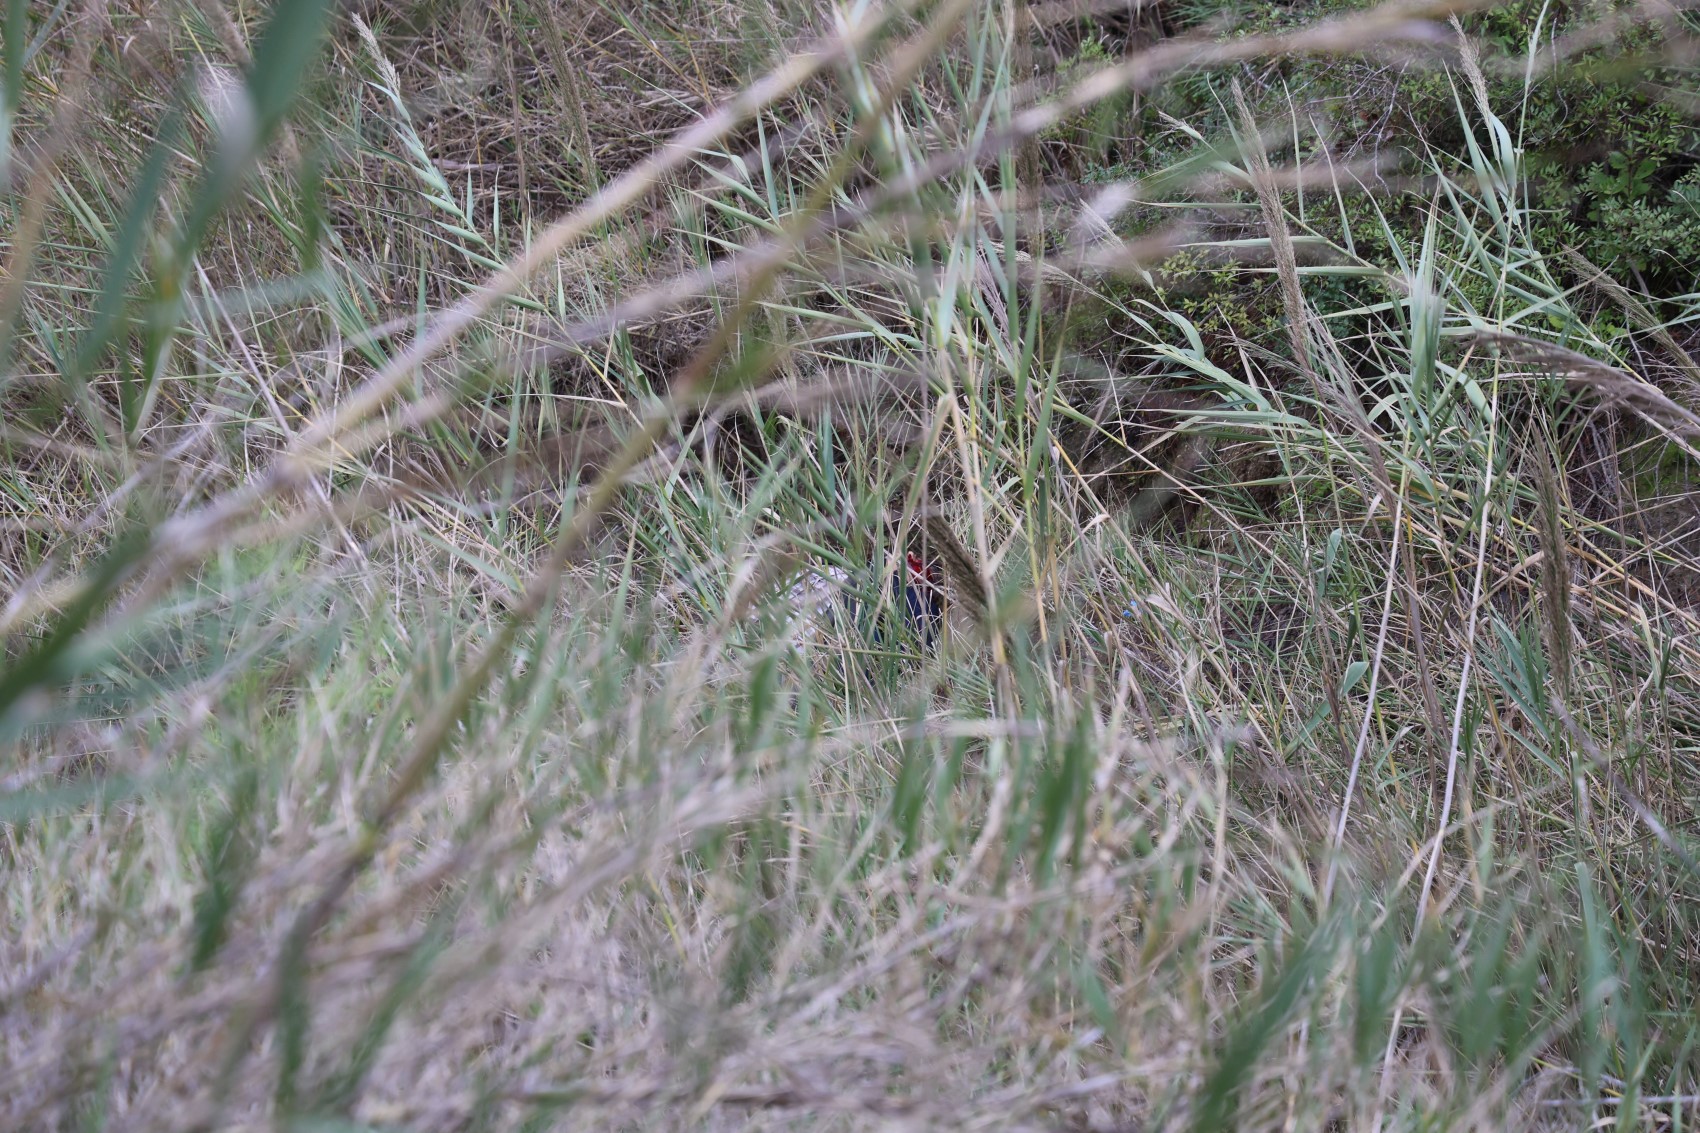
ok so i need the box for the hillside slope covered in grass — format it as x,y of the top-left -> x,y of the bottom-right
3,0 -> 1699,1128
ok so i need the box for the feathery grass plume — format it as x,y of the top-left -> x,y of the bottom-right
1565,247 -> 1700,393
921,509 -> 989,618
1474,329 -> 1700,450
351,14 -> 506,275
1533,440 -> 1572,692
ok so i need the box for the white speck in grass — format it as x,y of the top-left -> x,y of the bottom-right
1071,183 -> 1133,250
198,64 -> 258,175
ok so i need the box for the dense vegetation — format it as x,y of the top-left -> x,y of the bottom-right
3,0 -> 1698,1128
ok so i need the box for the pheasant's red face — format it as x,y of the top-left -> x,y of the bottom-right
906,552 -> 942,587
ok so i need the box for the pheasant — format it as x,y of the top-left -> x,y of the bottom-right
787,547 -> 946,652
786,516 -> 981,653
895,550 -> 946,648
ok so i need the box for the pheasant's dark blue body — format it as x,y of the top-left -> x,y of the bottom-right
890,551 -> 945,649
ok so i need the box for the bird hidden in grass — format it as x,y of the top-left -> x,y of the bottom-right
894,551 -> 946,648
848,551 -> 946,652
790,550 -> 946,652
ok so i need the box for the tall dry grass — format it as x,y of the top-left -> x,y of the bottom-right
3,0 -> 1699,1128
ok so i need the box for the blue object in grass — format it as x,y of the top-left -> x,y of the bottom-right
799,553 -> 945,652
894,551 -> 945,648
861,552 -> 944,649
